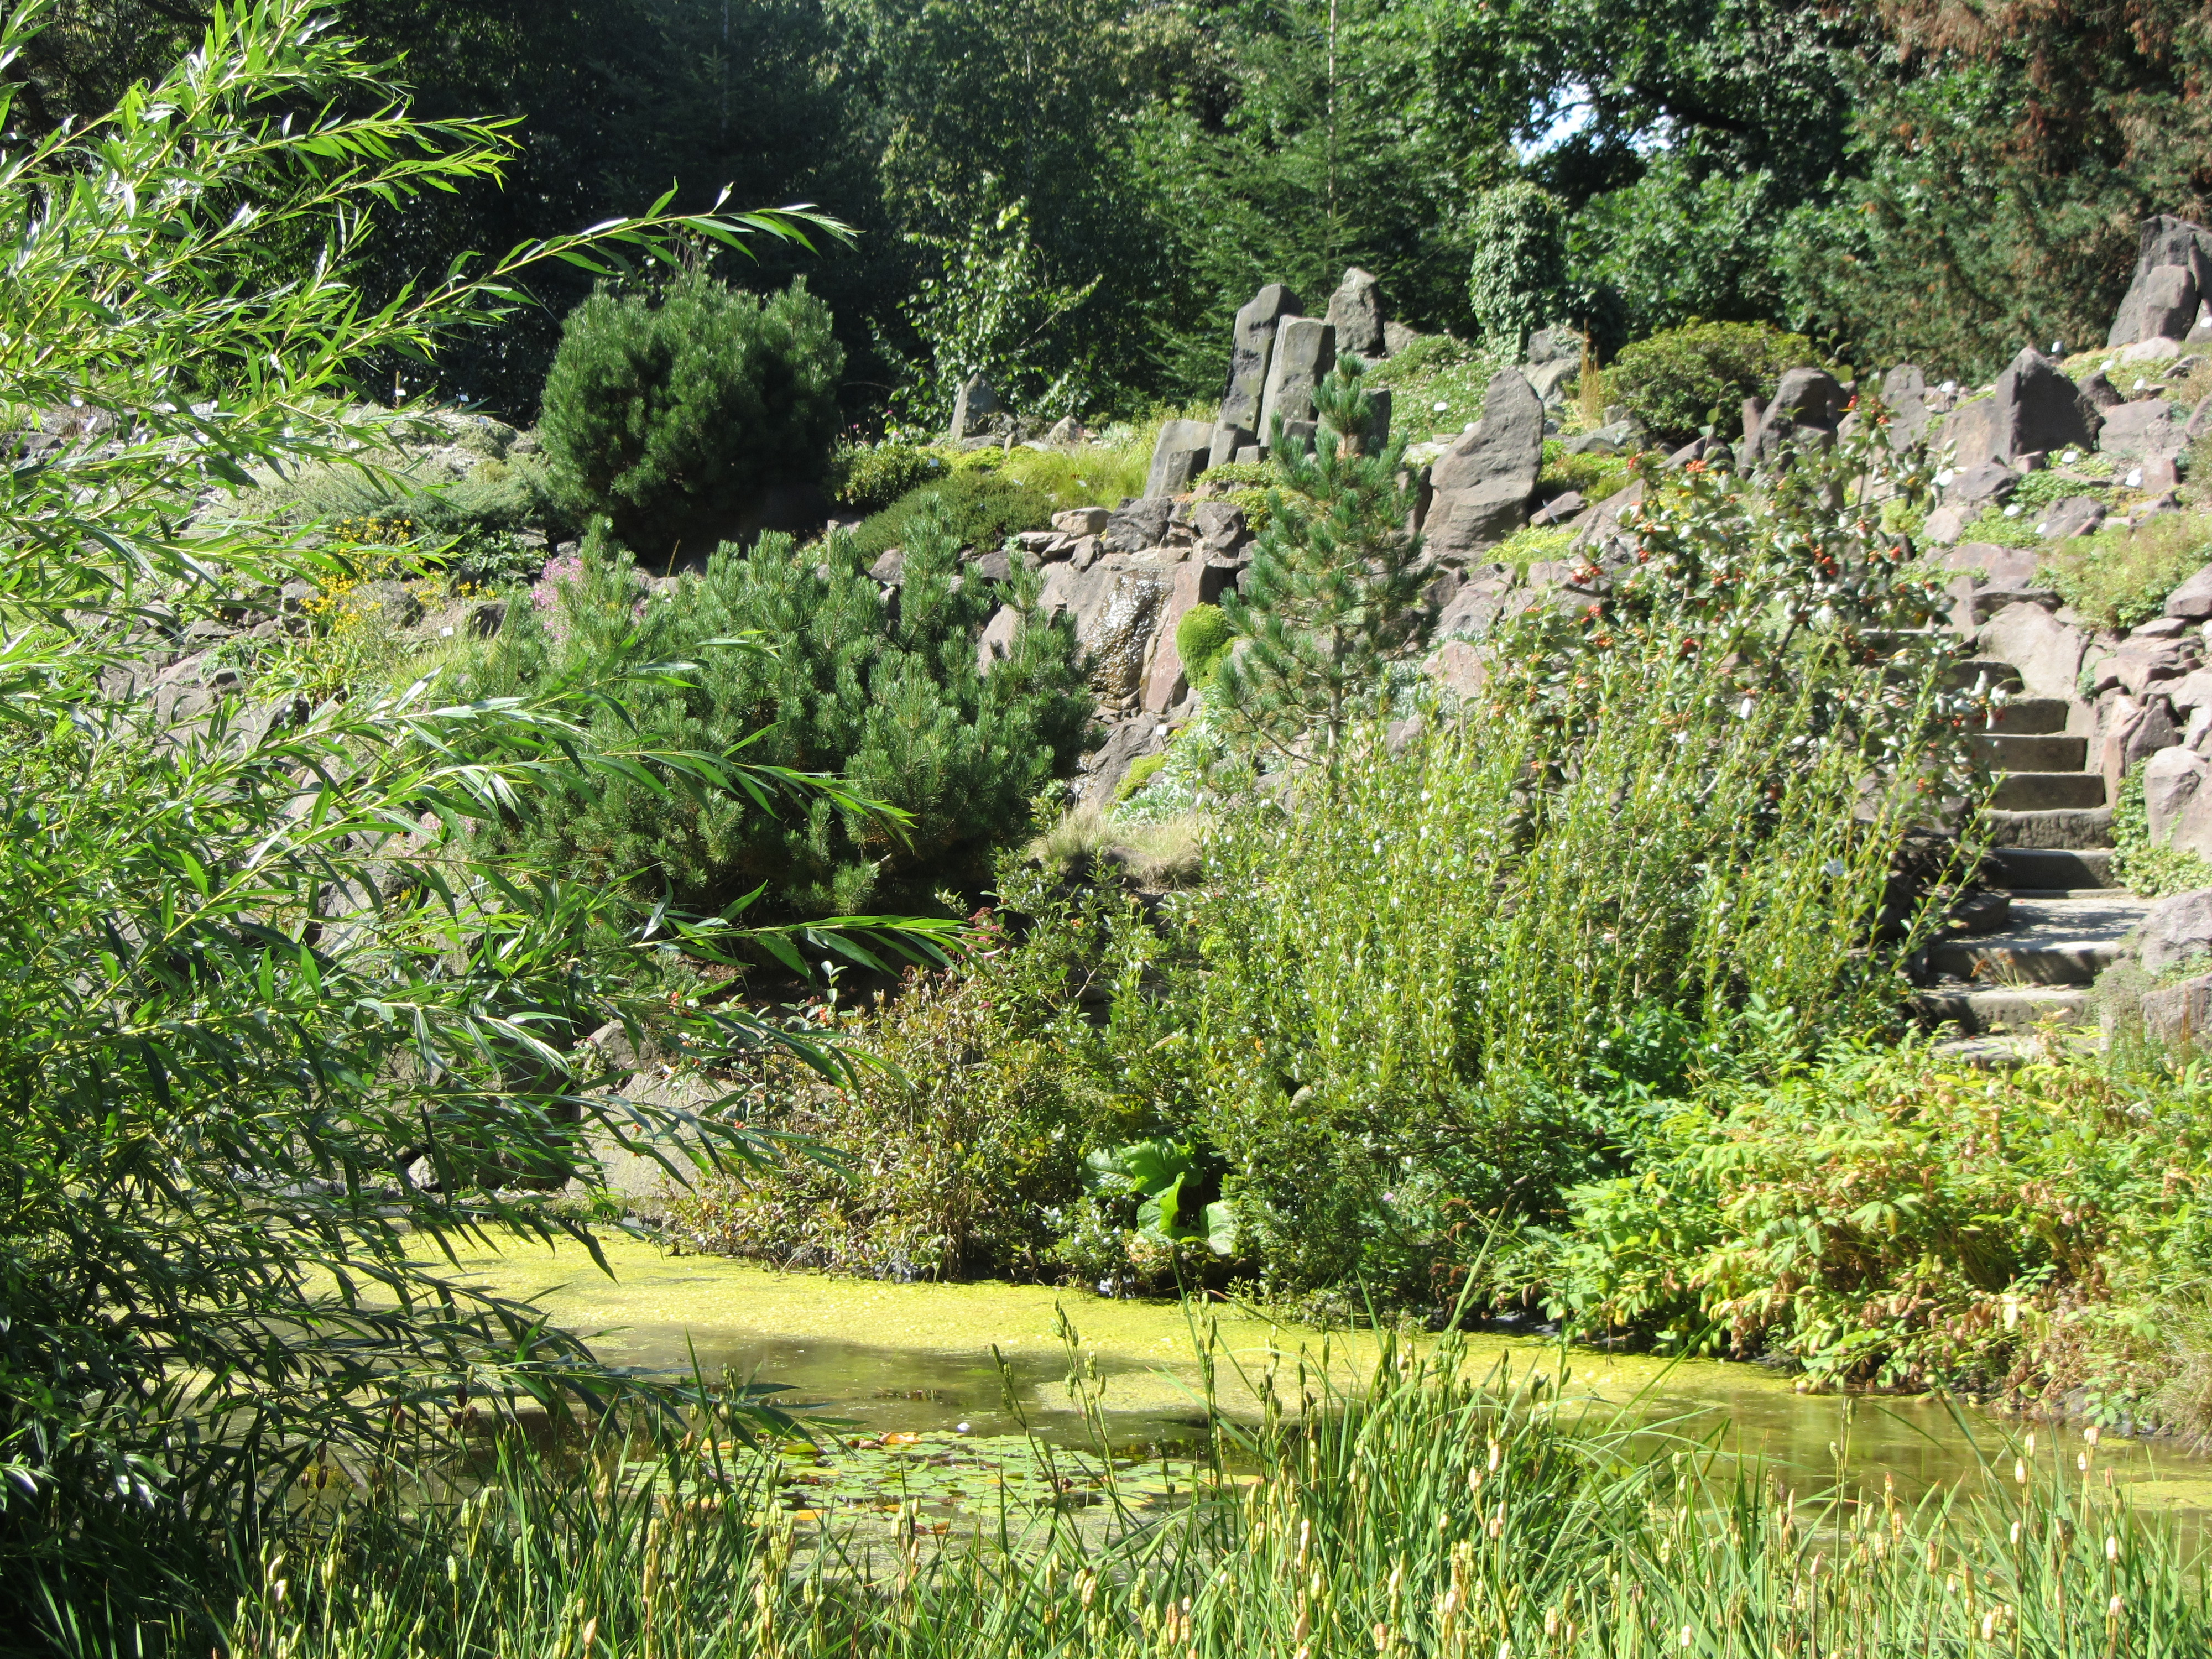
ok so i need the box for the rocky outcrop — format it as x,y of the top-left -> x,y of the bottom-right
1943,348 -> 2104,470
1259,316 -> 1337,442
1421,369 -> 1545,557
1324,268 -> 1386,359
2106,216 -> 2212,348
1145,420 -> 1216,498
1213,283 -> 1301,467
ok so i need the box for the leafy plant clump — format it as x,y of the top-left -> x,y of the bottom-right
458,509 -> 1092,921
1173,602 -> 1234,686
1509,1044 -> 2212,1406
2037,512 -> 2212,632
539,272 -> 844,552
850,467 -> 1055,557
832,441 -> 949,515
1604,319 -> 1819,446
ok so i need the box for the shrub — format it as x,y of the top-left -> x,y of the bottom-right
1604,319 -> 1818,446
2037,512 -> 2212,631
1509,1045 -> 2212,1402
539,272 -> 843,552
1159,427 -> 1974,1303
1174,602 -> 1234,686
831,442 -> 949,514
849,467 -> 1055,557
1538,438 -> 1636,503
1465,181 -> 1568,354
458,508 -> 1092,921
666,896 -> 1151,1281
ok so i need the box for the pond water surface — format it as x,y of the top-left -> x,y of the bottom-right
447,1232 -> 2212,1525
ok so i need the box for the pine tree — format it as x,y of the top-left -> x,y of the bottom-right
1217,357 -> 1436,762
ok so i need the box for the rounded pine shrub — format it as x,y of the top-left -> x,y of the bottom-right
538,273 -> 843,551
1604,319 -> 1815,446
833,442 -> 949,515
457,505 -> 1091,921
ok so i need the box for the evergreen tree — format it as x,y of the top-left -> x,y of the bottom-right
1217,358 -> 1436,763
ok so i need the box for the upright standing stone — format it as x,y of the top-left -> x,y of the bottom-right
1943,348 -> 2103,469
1324,268 -> 1386,359
948,375 -> 1000,440
1879,364 -> 1935,448
1423,370 -> 1545,556
1144,420 -> 1216,499
2107,216 -> 2212,348
1214,283 -> 1302,467
1258,317 -> 1336,447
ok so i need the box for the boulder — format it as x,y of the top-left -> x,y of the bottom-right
2098,398 -> 2185,459
1258,317 -> 1337,444
1218,283 -> 1302,435
1423,370 -> 1545,557
1531,491 -> 1585,526
1323,268 -> 1386,359
1563,421 -> 1634,455
2036,496 -> 2107,540
1751,367 -> 1846,465
1526,359 -> 1577,404
1047,416 -> 1087,446
975,603 -> 1023,674
2106,216 -> 2212,348
2141,973 -> 2212,1050
1921,504 -> 1969,545
1051,505 -> 1109,536
1976,599 -> 2092,701
949,375 -> 1000,440
1425,638 -> 1488,697
1191,500 -> 1250,559
1103,497 -> 1175,554
2163,666 -> 2212,712
2100,693 -> 2180,800
1525,327 -> 1581,366
1942,349 -> 2103,469
2138,886 -> 2212,975
1144,419 -> 1215,499
1039,555 -> 1177,708
1141,557 -> 1237,713
1381,320 -> 1421,357
1945,460 -> 2018,509
2166,564 -> 2212,620
869,548 -> 905,584
2146,743 -> 2211,842
1879,364 -> 1938,448
1939,542 -> 2043,587
2080,369 -> 2126,410
2120,336 -> 2185,366
1207,422 -> 1256,472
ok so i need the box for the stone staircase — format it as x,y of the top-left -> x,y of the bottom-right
1912,657 -> 2150,1052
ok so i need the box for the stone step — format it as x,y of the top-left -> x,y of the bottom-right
1985,846 -> 2115,889
1978,697 -> 2071,735
1976,733 -> 2088,771
1985,807 -> 2115,849
1914,984 -> 2091,1034
1946,658 -> 2026,693
1919,937 -> 2124,986
1990,771 -> 2106,811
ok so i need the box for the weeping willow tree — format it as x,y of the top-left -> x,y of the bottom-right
0,0 -> 947,1631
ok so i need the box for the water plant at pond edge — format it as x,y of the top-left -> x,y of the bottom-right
216,1322 -> 2211,1656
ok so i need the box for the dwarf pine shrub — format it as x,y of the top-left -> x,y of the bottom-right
459,508 -> 1092,921
539,272 -> 843,552
1605,318 -> 1817,445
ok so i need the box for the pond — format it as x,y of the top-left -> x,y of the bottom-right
446,1232 -> 2212,1525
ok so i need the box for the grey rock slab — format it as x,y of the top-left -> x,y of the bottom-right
1945,460 -> 2019,508
1192,500 -> 1250,557
1381,320 -> 1421,357
1978,732 -> 2088,771
1943,349 -> 2104,469
948,374 -> 1001,440
1425,369 -> 1545,557
1976,599 -> 2093,701
1323,267 -> 1386,359
2106,215 -> 2212,347
2140,973 -> 2212,1050
2037,496 -> 2107,539
1103,496 -> 1175,554
1985,846 -> 2116,888
1879,363 -> 1938,448
2166,564 -> 2212,619
2138,887 -> 2212,975
1985,807 -> 2114,848
1258,316 -> 1336,443
1916,985 -> 2090,1034
1207,421 -> 1255,471
1144,419 -> 1216,499
1218,283 -> 1301,433
2143,743 -> 2211,844
1051,506 -> 1109,537
1981,696 -> 2072,734
2098,397 -> 2186,458
1752,366 -> 1846,465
